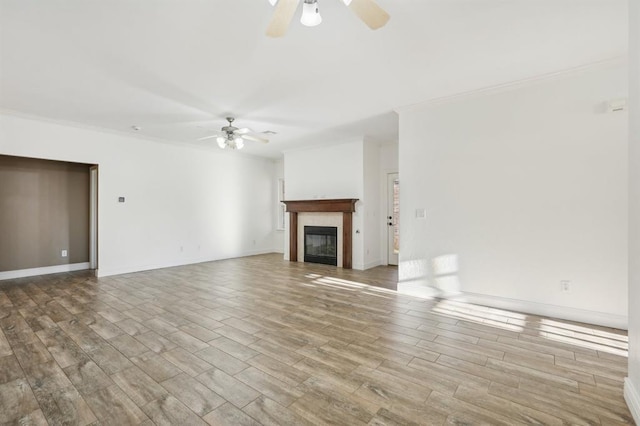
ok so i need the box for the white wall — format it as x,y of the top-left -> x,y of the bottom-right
626,0 -> 640,420
398,63 -> 628,327
283,139 -> 398,270
273,158 -> 285,253
380,144 -> 399,171
0,113 -> 279,277
285,140 -> 364,200
363,138 -> 381,269
284,140 -> 365,268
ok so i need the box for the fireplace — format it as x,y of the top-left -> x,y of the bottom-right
304,226 -> 338,266
283,198 -> 358,269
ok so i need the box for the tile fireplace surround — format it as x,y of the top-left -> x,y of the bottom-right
282,199 -> 358,269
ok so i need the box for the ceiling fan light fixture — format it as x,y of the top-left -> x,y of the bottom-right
301,0 -> 322,27
266,0 -> 389,37
199,117 -> 269,150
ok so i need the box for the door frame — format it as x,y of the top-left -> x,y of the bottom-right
89,165 -> 98,271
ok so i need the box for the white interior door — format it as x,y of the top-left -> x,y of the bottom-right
387,173 -> 399,265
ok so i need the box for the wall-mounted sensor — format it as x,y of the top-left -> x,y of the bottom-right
118,197 -> 125,203
606,98 -> 627,113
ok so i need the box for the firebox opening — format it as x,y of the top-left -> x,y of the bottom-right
304,226 -> 338,266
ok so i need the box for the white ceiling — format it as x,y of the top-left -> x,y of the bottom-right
0,0 -> 628,158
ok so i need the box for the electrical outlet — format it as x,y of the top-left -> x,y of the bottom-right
560,280 -> 572,293
61,250 -> 68,257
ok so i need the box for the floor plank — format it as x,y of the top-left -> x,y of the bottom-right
0,253 -> 632,425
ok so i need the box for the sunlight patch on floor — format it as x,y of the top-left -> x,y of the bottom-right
541,332 -> 628,357
432,301 -> 525,333
316,277 -> 366,288
432,301 -> 628,357
313,280 -> 358,291
301,269 -> 629,358
539,318 -> 628,342
302,274 -> 398,296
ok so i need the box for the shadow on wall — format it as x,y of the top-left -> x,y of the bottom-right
397,253 -> 461,299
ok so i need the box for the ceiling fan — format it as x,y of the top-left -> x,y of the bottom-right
198,117 -> 272,150
266,0 -> 390,38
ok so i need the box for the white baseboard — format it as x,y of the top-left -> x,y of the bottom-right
0,262 -> 90,281
96,250 -> 277,278
240,249 -> 280,258
625,378 -> 640,424
363,260 -> 383,270
351,260 -> 383,271
457,292 -> 628,330
397,280 -> 441,299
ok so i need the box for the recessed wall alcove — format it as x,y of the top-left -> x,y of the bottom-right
283,199 -> 358,269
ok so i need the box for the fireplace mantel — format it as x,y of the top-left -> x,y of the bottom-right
283,199 -> 358,269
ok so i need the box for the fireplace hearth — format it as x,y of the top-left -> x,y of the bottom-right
304,226 -> 338,266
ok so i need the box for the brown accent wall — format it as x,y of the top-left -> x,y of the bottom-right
0,155 -> 90,272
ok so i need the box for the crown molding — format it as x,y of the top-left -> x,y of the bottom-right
394,56 -> 628,114
0,109 -> 272,160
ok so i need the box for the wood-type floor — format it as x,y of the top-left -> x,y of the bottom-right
0,253 -> 633,425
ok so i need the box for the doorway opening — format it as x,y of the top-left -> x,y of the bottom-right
0,155 -> 97,279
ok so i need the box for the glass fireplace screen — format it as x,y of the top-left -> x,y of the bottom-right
304,226 -> 338,266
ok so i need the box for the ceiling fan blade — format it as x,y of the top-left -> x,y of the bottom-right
348,0 -> 390,30
266,0 -> 300,37
242,134 -> 270,144
235,128 -> 254,135
197,134 -> 221,141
